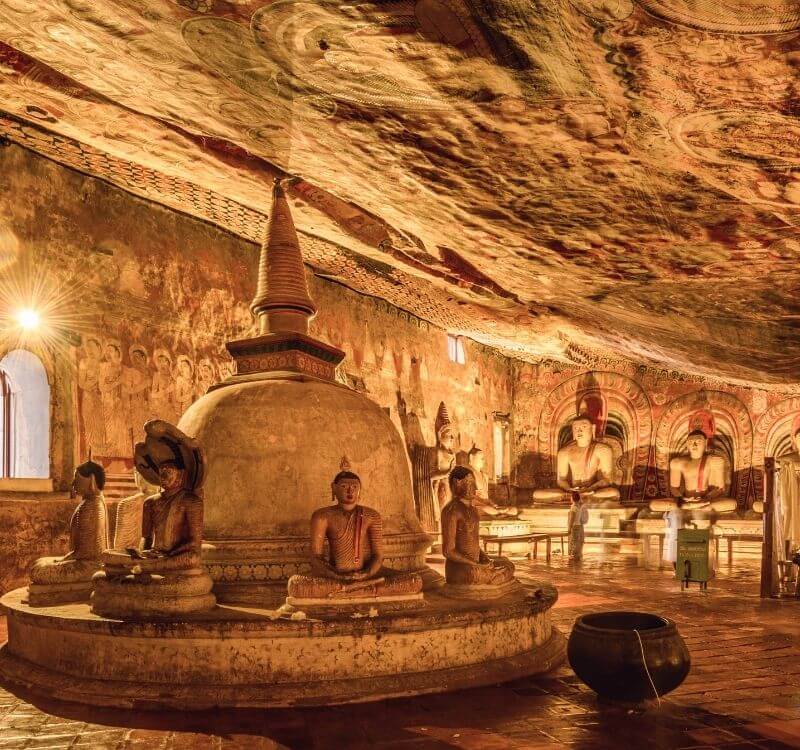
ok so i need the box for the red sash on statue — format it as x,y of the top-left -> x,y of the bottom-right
694,454 -> 708,495
581,443 -> 596,482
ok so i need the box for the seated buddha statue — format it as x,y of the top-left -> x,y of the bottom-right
468,447 -> 519,519
441,466 -> 519,599
533,415 -> 620,505
27,456 -> 109,606
111,469 -> 159,550
649,430 -> 738,515
286,462 -> 423,611
651,430 -> 737,565
91,420 -> 216,618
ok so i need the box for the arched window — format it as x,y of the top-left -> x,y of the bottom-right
0,349 -> 50,479
0,369 -> 10,477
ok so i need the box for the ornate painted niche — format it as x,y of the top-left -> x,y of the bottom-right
752,397 -> 800,503
536,371 -> 653,502
654,390 -> 753,506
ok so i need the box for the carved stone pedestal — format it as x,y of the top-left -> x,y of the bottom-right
91,568 -> 216,618
26,579 -> 93,607
0,581 -> 564,709
286,571 -> 424,614
441,578 -> 523,601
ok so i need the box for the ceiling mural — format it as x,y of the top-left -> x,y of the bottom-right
0,0 -> 799,383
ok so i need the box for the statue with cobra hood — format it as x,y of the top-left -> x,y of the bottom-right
286,458 -> 423,612
91,420 -> 216,618
410,401 -> 456,536
27,454 -> 108,606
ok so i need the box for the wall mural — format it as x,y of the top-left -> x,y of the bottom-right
76,335 -> 234,462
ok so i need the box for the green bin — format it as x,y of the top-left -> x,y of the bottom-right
676,528 -> 715,590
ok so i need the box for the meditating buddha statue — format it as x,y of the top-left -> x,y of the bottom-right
410,401 -> 456,536
441,466 -> 518,599
468,447 -> 519,518
27,455 -> 109,606
91,420 -> 216,618
650,429 -> 737,566
649,430 -> 738,515
286,461 -> 423,611
111,469 -> 159,550
533,415 -> 620,505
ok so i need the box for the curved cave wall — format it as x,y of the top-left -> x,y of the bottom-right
2,144 -> 800,592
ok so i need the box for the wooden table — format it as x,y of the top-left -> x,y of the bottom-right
714,533 -> 763,566
480,532 -> 567,562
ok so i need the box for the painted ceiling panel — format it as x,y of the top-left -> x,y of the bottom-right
0,0 -> 799,382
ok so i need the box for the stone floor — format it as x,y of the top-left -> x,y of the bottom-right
1,549 -> 799,749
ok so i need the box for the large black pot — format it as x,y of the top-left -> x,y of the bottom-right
568,611 -> 690,702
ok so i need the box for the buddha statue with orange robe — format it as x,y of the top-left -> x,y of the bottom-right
650,430 -> 738,515
287,464 -> 423,609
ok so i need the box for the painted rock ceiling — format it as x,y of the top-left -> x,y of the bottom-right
1,0 -> 800,383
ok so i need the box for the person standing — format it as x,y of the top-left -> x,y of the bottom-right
567,492 -> 589,562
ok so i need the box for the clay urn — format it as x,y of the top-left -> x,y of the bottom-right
567,611 -> 690,702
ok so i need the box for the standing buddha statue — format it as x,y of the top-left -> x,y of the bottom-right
410,401 -> 456,536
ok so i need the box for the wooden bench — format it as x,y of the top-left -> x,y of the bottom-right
480,532 -> 567,562
640,531 -> 666,569
714,532 -> 762,566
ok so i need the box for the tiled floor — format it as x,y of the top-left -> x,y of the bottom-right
1,550 -> 799,749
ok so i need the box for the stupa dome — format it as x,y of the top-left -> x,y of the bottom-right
180,375 -> 423,539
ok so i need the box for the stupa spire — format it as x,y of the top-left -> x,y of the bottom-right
251,178 -> 317,335
225,176 -> 344,383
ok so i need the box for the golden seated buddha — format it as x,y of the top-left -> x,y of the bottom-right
441,466 -> 519,599
27,457 -> 108,606
533,416 -> 620,506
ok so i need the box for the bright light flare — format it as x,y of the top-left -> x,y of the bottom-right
1,259 -> 91,357
16,308 -> 41,331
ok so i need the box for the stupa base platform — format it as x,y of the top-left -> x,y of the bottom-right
0,583 -> 564,710
25,581 -> 93,607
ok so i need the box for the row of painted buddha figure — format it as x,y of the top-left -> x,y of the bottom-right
27,421 -> 518,619
533,416 -> 737,515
